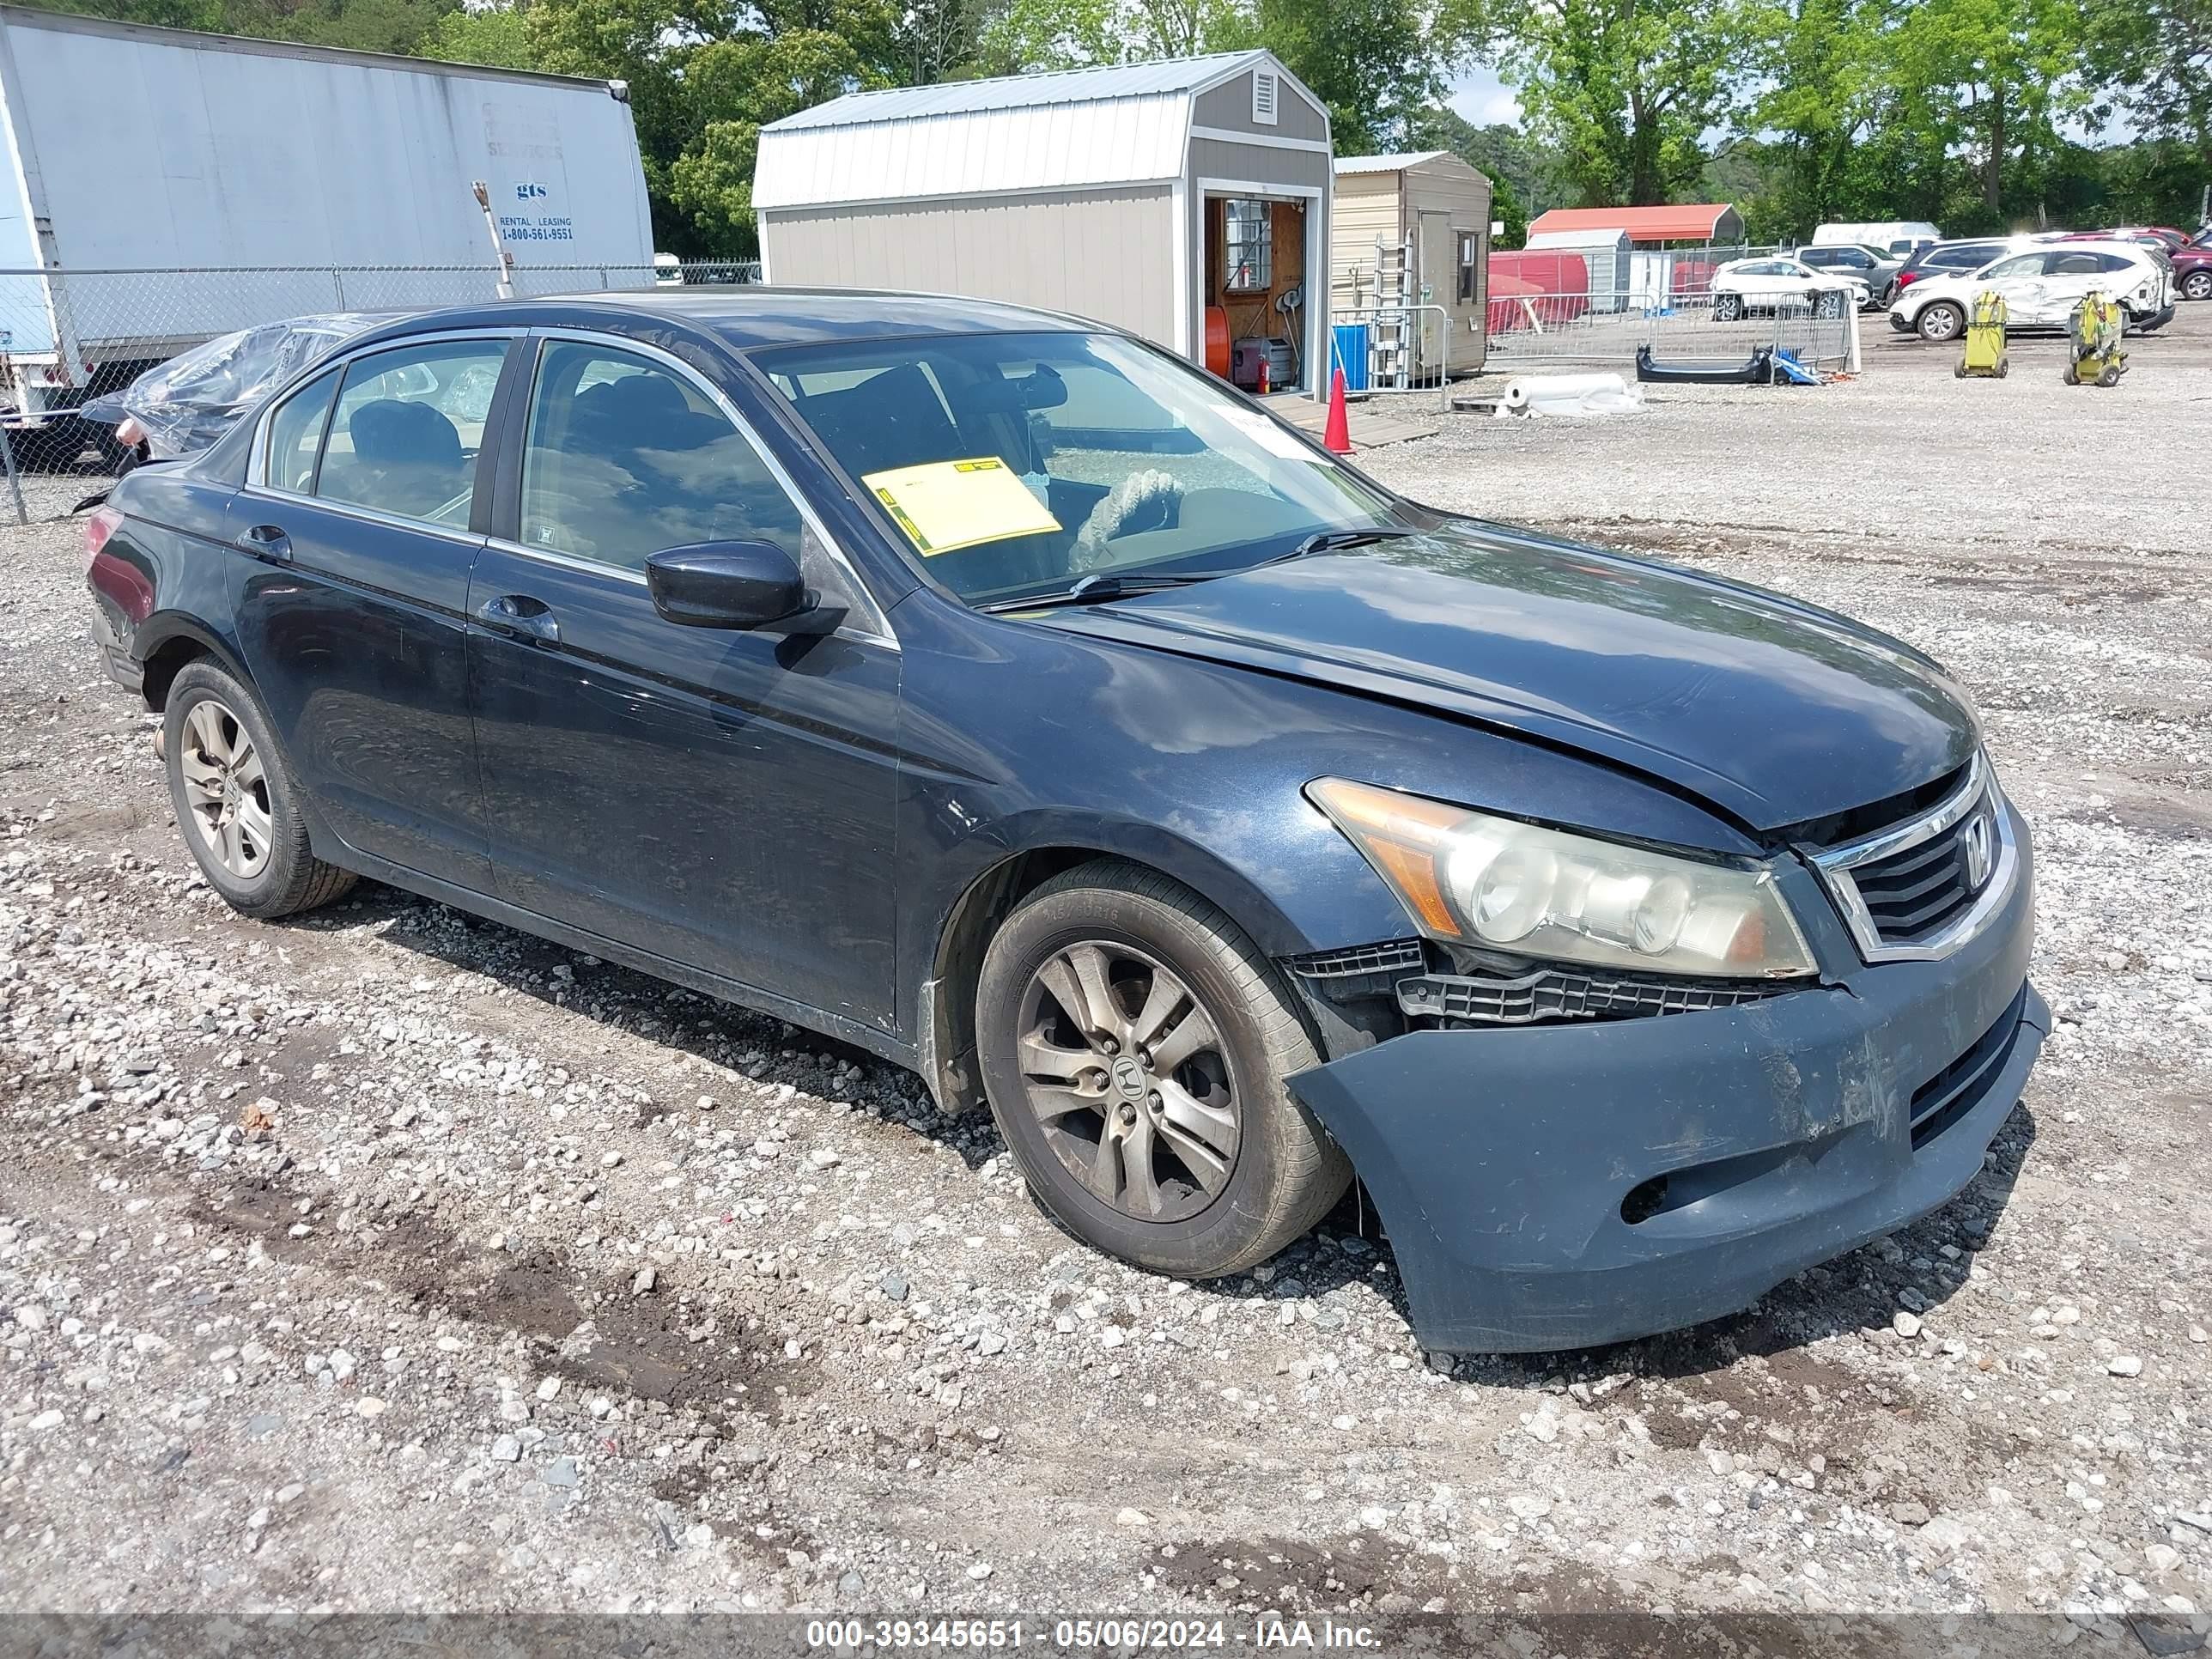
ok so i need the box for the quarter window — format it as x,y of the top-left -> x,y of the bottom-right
519,341 -> 803,572
316,341 -> 507,530
266,367 -> 338,495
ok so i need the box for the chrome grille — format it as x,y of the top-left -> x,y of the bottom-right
1810,754 -> 2014,963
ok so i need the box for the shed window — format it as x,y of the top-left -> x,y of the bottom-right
1225,199 -> 1272,292
1457,232 -> 1479,303
1251,69 -> 1278,125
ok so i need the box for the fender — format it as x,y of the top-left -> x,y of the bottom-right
131,610 -> 252,696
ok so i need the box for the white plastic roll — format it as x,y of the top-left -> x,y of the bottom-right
1504,372 -> 1640,417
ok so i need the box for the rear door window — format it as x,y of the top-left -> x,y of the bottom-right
315,341 -> 507,530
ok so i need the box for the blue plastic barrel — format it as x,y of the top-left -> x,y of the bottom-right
1331,324 -> 1371,392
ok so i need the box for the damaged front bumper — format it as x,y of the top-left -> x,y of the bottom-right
1285,817 -> 2045,1355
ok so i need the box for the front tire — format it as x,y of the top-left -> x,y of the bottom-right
975,860 -> 1351,1279
164,659 -> 356,919
1714,293 -> 1743,323
1917,301 -> 1965,343
2184,270 -> 2212,301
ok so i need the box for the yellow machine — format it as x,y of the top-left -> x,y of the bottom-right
1956,289 -> 2008,378
2063,290 -> 2126,386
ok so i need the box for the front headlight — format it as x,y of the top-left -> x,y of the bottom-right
1307,778 -> 1817,979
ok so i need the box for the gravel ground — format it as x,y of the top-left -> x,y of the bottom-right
2,305 -> 2208,1633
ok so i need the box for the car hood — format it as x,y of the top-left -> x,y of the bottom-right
1040,525 -> 1978,833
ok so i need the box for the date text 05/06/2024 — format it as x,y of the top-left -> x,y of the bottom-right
800,1618 -> 1383,1650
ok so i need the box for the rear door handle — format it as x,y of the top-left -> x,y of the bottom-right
475,592 -> 560,647
235,524 -> 290,562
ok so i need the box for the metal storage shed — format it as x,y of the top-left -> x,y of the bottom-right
1521,227 -> 1634,312
754,51 -> 1334,396
1329,151 -> 1493,382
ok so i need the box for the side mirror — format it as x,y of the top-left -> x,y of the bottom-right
646,540 -> 809,629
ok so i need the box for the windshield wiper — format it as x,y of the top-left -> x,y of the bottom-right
1285,526 -> 1423,559
978,527 -> 1424,615
978,570 -> 1218,614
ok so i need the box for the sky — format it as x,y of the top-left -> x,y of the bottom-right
1449,61 -> 1522,127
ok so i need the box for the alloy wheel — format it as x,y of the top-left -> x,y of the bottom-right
1013,941 -> 1241,1223
178,698 -> 274,879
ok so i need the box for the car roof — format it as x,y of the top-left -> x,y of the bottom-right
336,288 -> 1098,356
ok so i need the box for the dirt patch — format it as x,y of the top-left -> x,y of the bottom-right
186,1164 -> 817,1419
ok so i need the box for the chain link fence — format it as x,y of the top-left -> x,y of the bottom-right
1480,285 -> 1858,377
0,260 -> 763,516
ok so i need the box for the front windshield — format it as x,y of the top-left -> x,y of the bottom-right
754,331 -> 1406,606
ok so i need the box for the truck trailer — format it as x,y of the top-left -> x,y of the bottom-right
0,5 -> 653,465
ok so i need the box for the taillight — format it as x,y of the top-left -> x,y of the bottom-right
1895,270 -> 1920,289
82,503 -> 122,573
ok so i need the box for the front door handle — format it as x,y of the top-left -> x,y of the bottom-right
235,524 -> 290,562
476,593 -> 560,647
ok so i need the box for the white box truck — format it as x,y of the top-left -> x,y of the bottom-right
0,4 -> 654,463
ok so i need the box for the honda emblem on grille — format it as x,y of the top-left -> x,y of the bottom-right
1963,809 -> 1995,891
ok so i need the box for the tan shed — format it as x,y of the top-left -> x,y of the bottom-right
754,52 -> 1335,398
1329,151 -> 1492,382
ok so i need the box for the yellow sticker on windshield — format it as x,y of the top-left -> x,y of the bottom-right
861,456 -> 1060,556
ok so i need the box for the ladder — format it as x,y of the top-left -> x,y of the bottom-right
1369,234 -> 1414,390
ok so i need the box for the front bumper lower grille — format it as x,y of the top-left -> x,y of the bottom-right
1909,986 -> 2028,1150
1396,966 -> 1782,1025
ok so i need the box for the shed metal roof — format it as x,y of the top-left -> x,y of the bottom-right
763,52 -> 1267,131
754,50 -> 1318,213
1333,152 -> 1449,175
1527,204 -> 1742,242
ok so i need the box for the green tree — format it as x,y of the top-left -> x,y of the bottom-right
421,1 -> 537,68
1251,0 -> 1440,149
2097,0 -> 2212,180
1451,0 -> 1750,204
672,27 -> 880,251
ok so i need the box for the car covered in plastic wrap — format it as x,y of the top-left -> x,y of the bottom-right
79,314 -> 401,473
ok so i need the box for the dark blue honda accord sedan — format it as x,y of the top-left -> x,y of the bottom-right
82,290 -> 2045,1352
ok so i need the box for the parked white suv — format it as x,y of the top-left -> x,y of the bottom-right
1889,240 -> 2174,342
1709,257 -> 1869,319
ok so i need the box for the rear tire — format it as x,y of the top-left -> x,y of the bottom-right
2184,270 -> 2212,302
164,659 -> 356,920
1714,293 -> 1743,323
975,859 -> 1351,1280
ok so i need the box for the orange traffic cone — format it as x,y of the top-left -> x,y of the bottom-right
1323,367 -> 1352,453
